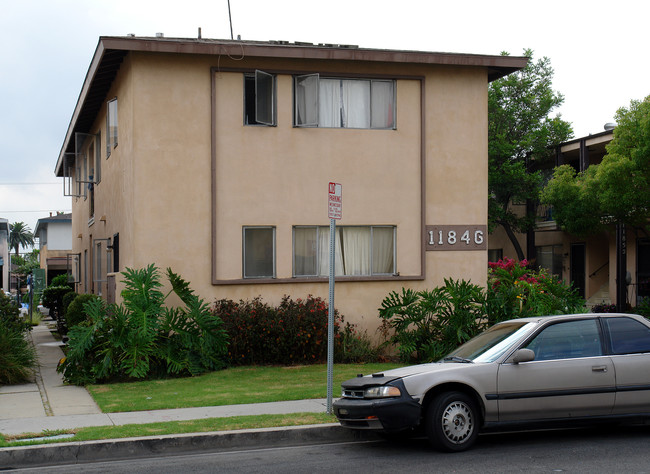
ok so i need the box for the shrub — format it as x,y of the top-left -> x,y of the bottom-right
486,258 -> 585,325
42,285 -> 75,321
213,295 -> 379,366
62,291 -> 79,317
51,274 -> 73,288
636,297 -> 650,318
335,321 -> 381,363
0,292 -> 37,384
58,264 -> 228,385
378,262 -> 585,364
379,279 -> 486,363
65,294 -> 99,328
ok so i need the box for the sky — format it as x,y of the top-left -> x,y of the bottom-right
0,0 -> 648,245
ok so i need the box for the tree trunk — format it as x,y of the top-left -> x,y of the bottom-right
501,221 -> 526,261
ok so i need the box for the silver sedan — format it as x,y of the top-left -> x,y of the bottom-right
333,313 -> 650,451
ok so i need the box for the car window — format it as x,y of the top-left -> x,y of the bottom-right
604,317 -> 650,355
525,319 -> 602,361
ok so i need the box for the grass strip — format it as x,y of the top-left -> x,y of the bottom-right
1,412 -> 336,447
88,363 -> 402,412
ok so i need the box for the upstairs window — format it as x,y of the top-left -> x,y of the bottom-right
106,98 -> 118,157
293,225 -> 396,277
244,70 -> 276,126
294,75 -> 395,129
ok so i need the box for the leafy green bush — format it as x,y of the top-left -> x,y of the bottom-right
41,285 -> 75,320
213,295 -> 379,365
50,274 -> 73,288
65,294 -> 99,328
378,262 -> 585,364
62,291 -> 78,316
58,264 -> 228,385
486,258 -> 585,324
635,297 -> 650,317
379,279 -> 486,363
0,292 -> 37,384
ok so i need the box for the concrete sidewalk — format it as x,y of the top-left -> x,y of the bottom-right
0,318 -> 363,468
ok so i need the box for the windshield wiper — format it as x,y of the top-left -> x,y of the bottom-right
442,356 -> 473,364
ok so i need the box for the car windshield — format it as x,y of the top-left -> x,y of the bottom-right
443,321 -> 536,363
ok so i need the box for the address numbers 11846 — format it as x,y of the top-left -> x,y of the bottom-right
425,225 -> 487,251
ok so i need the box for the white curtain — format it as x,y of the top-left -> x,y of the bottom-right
318,227 -> 344,276
341,227 -> 371,275
319,79 -> 341,127
372,227 -> 394,274
294,227 -> 317,276
295,75 -> 319,126
342,80 -> 370,128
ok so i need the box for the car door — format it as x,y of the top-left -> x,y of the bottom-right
602,316 -> 650,414
496,319 -> 615,421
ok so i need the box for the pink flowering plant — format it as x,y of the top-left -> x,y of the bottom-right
486,258 -> 585,324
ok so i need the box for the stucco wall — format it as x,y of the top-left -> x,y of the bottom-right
70,50 -> 491,334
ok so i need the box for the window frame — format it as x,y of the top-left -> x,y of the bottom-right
523,319 -> 604,361
242,226 -> 276,279
293,74 -> 396,130
106,98 -> 118,157
292,225 -> 396,277
603,316 -> 650,355
243,70 -> 277,126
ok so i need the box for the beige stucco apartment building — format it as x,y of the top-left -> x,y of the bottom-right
55,35 -> 526,332
34,213 -> 72,284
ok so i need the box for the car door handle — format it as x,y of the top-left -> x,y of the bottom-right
592,365 -> 608,373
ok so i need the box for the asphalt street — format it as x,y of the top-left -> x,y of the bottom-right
8,424 -> 650,473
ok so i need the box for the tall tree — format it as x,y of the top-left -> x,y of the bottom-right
8,221 -> 34,257
541,96 -> 650,235
541,96 -> 650,310
488,49 -> 573,261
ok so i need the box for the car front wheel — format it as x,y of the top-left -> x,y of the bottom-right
425,391 -> 479,452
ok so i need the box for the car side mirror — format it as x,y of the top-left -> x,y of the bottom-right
512,348 -> 535,364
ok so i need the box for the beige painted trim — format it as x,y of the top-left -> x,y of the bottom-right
210,66 -> 427,285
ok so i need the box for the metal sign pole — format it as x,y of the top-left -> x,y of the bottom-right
327,217 -> 336,414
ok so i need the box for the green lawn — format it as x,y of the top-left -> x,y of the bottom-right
88,363 -> 403,412
1,363 -> 403,447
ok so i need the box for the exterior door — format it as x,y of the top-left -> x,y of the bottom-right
497,319 -> 615,421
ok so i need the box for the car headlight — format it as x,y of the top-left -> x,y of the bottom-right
364,385 -> 401,398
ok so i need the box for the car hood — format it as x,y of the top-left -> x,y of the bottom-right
341,362 -> 471,389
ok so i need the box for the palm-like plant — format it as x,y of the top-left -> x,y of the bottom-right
9,221 -> 34,257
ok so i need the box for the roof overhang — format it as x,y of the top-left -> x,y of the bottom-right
55,36 -> 528,176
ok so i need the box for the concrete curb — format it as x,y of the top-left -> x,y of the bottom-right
0,424 -> 380,469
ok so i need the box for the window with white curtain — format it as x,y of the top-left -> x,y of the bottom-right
293,225 -> 395,277
294,75 -> 395,129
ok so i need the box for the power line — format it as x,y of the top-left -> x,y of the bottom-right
0,210 -> 71,213
0,183 -> 60,186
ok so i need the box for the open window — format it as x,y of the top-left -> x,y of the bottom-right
106,98 -> 118,157
67,253 -> 81,284
63,153 -> 83,197
93,238 -> 112,290
75,132 -> 101,185
244,70 -> 276,126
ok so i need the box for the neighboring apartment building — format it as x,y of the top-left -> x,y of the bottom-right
33,213 -> 72,284
489,128 -> 650,309
54,35 -> 526,332
0,218 -> 9,293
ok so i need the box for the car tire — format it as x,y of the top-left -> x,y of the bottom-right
425,391 -> 479,452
